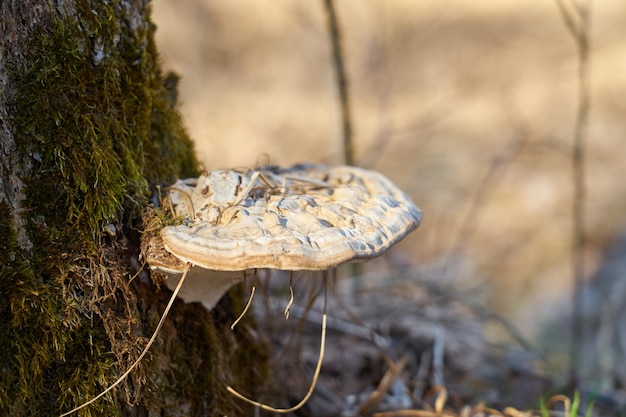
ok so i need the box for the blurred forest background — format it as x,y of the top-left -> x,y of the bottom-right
151,0 -> 626,411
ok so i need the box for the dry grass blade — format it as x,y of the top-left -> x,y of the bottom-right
358,356 -> 409,415
546,395 -> 572,416
374,409 -> 458,417
284,272 -> 294,319
231,285 -> 256,330
374,411 -> 430,417
372,399 -> 532,417
502,407 -> 532,417
167,187 -> 195,220
423,386 -> 449,415
459,402 -> 489,417
226,314 -> 326,413
226,273 -> 329,413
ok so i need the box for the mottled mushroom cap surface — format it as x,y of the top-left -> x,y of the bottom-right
161,164 -> 421,271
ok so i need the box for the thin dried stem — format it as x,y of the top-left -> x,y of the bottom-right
278,272 -> 324,360
322,0 -> 354,166
167,187 -> 195,220
358,356 -> 408,415
284,272 -> 294,319
232,284 -> 257,330
553,0 -> 592,383
226,272 -> 329,413
60,263 -> 193,416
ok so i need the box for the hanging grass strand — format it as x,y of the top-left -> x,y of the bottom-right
226,272 -> 329,413
231,274 -> 257,330
284,272 -> 294,320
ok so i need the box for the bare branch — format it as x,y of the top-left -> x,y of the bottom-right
552,0 -> 592,383
554,0 -> 582,39
322,0 -> 355,166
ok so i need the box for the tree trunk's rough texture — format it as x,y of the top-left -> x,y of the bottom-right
0,1 -> 266,416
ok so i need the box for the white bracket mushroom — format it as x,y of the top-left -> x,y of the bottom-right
146,163 -> 422,309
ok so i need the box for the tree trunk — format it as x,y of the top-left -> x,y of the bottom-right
0,1 -> 266,416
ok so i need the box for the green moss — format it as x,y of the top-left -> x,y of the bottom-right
0,1 -> 269,416
0,198 -> 117,416
13,2 -> 198,240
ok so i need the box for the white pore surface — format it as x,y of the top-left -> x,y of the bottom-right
159,267 -> 243,311
162,164 -> 421,271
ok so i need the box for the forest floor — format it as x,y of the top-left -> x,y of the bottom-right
246,265 -> 626,416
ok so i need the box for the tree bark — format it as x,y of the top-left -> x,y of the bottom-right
0,1 -> 266,416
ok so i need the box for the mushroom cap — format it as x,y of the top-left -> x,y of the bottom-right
161,164 -> 421,271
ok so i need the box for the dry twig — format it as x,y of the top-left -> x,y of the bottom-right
359,356 -> 409,415
553,0 -> 592,382
322,0 -> 354,166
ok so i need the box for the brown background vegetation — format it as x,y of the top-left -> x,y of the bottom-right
151,0 -> 626,361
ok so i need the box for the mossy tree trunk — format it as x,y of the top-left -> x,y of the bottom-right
0,1 -> 265,416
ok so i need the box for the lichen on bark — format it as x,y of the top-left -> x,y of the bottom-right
0,1 -> 266,416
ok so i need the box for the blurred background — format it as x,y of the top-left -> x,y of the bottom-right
151,0 -> 626,410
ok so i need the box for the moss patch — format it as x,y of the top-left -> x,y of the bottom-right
1,1 -> 266,416
13,1 -> 198,240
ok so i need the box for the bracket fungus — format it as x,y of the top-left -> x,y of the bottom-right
63,163 -> 420,416
147,163 -> 421,412
147,163 -> 421,309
